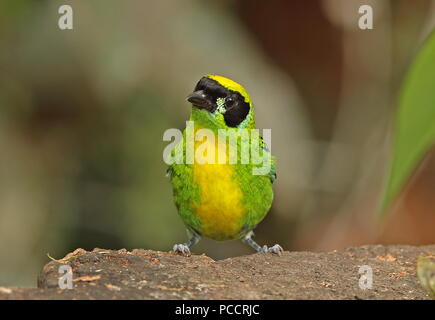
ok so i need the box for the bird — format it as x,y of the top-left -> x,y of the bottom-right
166,75 -> 282,256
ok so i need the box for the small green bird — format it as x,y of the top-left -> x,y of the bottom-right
167,75 -> 281,255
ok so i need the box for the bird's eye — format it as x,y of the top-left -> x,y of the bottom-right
225,97 -> 235,108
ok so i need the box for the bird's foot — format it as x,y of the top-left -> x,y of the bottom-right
172,230 -> 201,256
260,244 -> 284,255
241,231 -> 284,255
172,243 -> 191,256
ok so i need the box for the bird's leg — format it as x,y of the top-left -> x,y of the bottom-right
242,231 -> 283,255
172,229 -> 201,256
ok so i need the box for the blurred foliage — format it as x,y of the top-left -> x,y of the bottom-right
417,256 -> 435,299
380,31 -> 435,216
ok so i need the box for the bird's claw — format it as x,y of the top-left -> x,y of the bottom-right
261,244 -> 283,255
172,244 -> 191,256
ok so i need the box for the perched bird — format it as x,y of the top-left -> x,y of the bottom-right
167,75 -> 282,255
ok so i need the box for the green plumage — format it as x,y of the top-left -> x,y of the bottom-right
168,95 -> 276,241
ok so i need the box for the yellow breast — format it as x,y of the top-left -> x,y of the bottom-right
192,131 -> 246,240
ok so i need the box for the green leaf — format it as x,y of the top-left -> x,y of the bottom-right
379,31 -> 435,217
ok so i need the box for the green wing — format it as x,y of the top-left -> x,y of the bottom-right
260,136 -> 277,184
235,133 -> 275,235
166,134 -> 202,233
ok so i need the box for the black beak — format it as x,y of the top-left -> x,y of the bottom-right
186,90 -> 211,111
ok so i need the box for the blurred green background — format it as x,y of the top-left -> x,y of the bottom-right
0,0 -> 434,286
